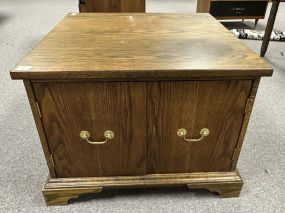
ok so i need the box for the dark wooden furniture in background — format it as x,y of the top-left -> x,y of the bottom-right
11,13 -> 272,206
197,0 -> 268,26
260,0 -> 282,56
79,0 -> 145,12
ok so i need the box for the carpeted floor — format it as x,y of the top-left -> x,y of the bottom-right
0,0 -> 284,212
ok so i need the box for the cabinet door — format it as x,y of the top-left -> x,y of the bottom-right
146,80 -> 252,174
33,82 -> 146,178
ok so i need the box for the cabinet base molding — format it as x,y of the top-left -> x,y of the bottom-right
187,182 -> 243,198
43,187 -> 103,206
43,170 -> 243,205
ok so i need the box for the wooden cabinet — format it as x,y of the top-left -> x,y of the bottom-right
79,0 -> 145,12
11,13 -> 272,206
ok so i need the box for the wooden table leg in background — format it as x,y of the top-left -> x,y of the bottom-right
260,0 -> 281,57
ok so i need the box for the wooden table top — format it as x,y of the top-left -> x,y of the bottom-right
11,13 -> 272,80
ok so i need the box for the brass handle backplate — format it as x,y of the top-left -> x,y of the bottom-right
80,130 -> 114,145
177,128 -> 210,142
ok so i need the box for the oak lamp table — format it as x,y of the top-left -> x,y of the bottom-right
10,13 -> 273,206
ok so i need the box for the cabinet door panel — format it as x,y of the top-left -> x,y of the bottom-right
146,80 -> 252,173
33,82 -> 146,178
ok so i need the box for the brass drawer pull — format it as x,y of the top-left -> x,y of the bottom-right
80,130 -> 114,144
177,128 -> 210,142
231,7 -> 246,14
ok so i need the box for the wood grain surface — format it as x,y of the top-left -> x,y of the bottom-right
10,13 -> 272,80
146,80 -> 252,173
33,82 -> 146,178
79,0 -> 145,12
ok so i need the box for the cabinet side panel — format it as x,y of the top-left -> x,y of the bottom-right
231,78 -> 260,170
146,80 -> 252,174
24,80 -> 56,177
33,82 -> 146,178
